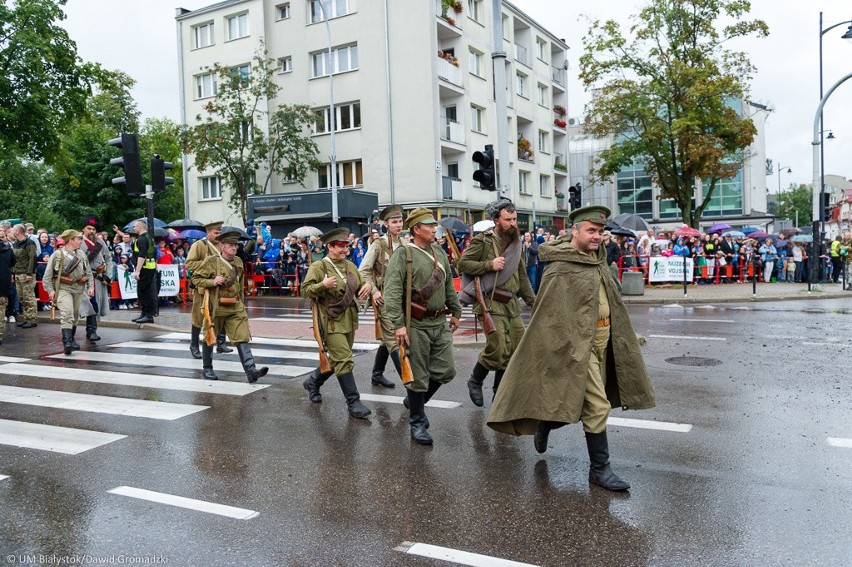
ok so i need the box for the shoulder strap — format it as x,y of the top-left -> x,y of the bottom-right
405,246 -> 412,332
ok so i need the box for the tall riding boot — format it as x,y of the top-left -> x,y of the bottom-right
303,367 -> 333,403
585,430 -> 630,491
407,389 -> 433,445
201,343 -> 218,380
236,343 -> 268,384
85,315 -> 101,342
337,372 -> 372,418
467,361 -> 490,407
70,326 -> 81,351
216,330 -> 234,353
492,369 -> 505,401
534,421 -> 551,454
189,325 -> 202,359
370,345 -> 396,388
389,349 -> 403,376
404,378 -> 441,429
62,328 -> 73,355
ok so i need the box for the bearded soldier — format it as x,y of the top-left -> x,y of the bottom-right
190,230 -> 268,383
43,229 -> 94,355
79,214 -> 113,342
185,221 -> 233,359
457,199 -> 535,406
357,205 -> 405,388
301,227 -> 373,419
383,208 -> 462,445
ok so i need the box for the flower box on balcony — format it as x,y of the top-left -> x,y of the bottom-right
437,50 -> 459,66
553,104 -> 566,116
554,163 -> 567,172
555,192 -> 565,199
554,118 -> 567,128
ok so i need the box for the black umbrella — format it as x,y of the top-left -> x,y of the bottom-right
437,217 -> 469,233
123,218 -> 167,233
610,213 -> 650,232
608,226 -> 636,238
166,218 -> 205,230
221,225 -> 250,240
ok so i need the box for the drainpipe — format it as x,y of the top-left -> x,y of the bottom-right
383,0 -> 396,205
175,10 -> 190,218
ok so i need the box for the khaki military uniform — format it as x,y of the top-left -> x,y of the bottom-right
43,249 -> 93,329
358,234 -> 401,351
300,256 -> 363,376
190,252 -> 251,345
79,236 -> 113,318
11,237 -> 38,324
186,238 -> 221,328
383,242 -> 462,392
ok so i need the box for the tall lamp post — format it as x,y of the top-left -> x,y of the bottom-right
315,0 -> 338,223
776,162 -> 791,194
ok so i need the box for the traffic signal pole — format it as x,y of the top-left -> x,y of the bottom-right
491,0 -> 510,200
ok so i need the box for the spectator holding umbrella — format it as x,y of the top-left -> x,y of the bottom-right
758,238 -> 777,283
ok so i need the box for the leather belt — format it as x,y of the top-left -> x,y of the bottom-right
424,308 -> 451,318
597,317 -> 611,328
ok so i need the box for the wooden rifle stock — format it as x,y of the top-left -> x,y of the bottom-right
474,276 -> 496,335
398,342 -> 414,384
202,289 -> 217,346
311,302 -> 332,374
371,295 -> 382,340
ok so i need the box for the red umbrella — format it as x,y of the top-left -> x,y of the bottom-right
674,226 -> 701,238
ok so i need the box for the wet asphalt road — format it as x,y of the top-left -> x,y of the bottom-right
0,299 -> 850,566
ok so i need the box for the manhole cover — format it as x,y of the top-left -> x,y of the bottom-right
665,356 -> 722,367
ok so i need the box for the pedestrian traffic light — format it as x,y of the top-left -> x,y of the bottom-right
568,185 -> 581,209
820,192 -> 832,222
108,133 -> 144,196
472,144 -> 496,191
151,154 -> 174,192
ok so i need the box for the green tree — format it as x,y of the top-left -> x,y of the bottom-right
579,0 -> 768,227
140,116 -> 185,222
180,47 -> 321,222
776,183 -> 812,228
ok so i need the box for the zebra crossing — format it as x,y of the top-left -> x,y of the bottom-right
248,305 -> 482,328
0,333 -> 362,456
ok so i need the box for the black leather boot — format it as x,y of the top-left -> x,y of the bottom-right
337,372 -> 371,418
216,330 -> 233,353
402,379 -> 440,429
85,315 -> 101,342
62,328 -> 73,355
201,343 -> 218,380
467,361 -> 489,407
70,326 -> 81,351
407,389 -> 433,445
586,430 -> 630,491
389,349 -> 403,376
189,325 -> 202,359
492,369 -> 505,401
236,343 -> 268,384
303,367 -> 333,403
371,345 -> 396,388
534,421 -> 551,454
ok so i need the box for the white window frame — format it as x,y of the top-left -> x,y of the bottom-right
311,44 -> 359,78
518,170 -> 530,195
313,102 -> 361,134
502,14 -> 510,41
469,48 -> 483,78
317,160 -> 363,189
537,83 -> 548,107
194,72 -> 217,99
516,72 -> 527,98
226,12 -> 249,41
276,3 -> 291,20
467,0 -> 482,23
539,174 -> 550,198
536,37 -> 548,63
470,105 -> 484,133
310,0 -> 354,23
192,21 -> 214,49
279,56 -> 293,73
538,130 -> 549,154
230,63 -> 251,86
199,176 -> 221,201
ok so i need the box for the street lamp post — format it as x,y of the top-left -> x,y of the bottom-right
776,162 -> 791,194
316,0 -> 338,223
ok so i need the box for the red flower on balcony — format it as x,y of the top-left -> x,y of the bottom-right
554,118 -> 567,128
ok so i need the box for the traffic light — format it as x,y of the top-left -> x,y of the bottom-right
472,144 -> 496,191
820,191 -> 832,222
568,184 -> 581,209
108,133 -> 143,196
151,154 -> 174,192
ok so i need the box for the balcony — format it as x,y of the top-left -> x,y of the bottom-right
441,117 -> 465,145
514,43 -> 529,67
551,66 -> 565,86
442,176 -> 464,200
436,0 -> 462,34
437,56 -> 462,87
554,153 -> 567,175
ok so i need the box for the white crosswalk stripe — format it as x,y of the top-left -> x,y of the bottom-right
156,332 -> 380,351
0,419 -> 126,455
107,340 -> 319,360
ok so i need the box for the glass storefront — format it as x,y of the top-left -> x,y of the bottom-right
616,164 -> 653,218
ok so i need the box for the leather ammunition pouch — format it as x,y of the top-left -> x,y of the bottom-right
491,287 -> 513,304
60,275 -> 88,285
218,296 -> 237,305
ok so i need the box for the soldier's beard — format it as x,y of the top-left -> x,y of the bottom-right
497,225 -> 519,246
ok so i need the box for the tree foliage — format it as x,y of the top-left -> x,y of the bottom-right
775,183 -> 812,227
579,0 -> 768,227
180,47 -> 321,223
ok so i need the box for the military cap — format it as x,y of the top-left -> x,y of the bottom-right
569,205 -> 611,226
405,207 -> 437,229
485,198 -> 515,220
81,214 -> 102,232
59,229 -> 81,241
320,226 -> 350,245
379,205 -> 404,222
205,221 -> 224,231
218,230 -> 241,245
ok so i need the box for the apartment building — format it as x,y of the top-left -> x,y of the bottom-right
175,0 -> 570,232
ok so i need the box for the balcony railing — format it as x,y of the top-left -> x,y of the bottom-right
515,43 -> 529,66
437,57 -> 462,86
554,153 -> 567,173
551,66 -> 565,85
442,176 -> 464,200
441,117 -> 465,144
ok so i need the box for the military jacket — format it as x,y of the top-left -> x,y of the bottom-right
300,257 -> 362,334
191,254 -> 246,319
358,234 -> 401,292
186,239 -> 221,285
11,237 -> 37,275
83,236 -> 114,276
43,248 -> 93,295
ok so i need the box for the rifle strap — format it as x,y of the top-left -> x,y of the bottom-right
404,246 -> 412,334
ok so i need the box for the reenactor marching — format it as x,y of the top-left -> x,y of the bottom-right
42,229 -> 95,355
79,214 -> 113,342
10,224 -> 38,329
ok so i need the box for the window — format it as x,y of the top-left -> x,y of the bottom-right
469,48 -> 483,77
539,174 -> 550,197
313,102 -> 361,134
467,0 -> 482,22
311,44 -> 358,77
516,72 -> 527,97
276,3 -> 291,19
538,130 -> 549,154
518,170 -> 530,195
193,22 -> 214,49
229,63 -> 250,86
200,177 -> 221,200
616,162 -> 654,218
470,105 -> 484,133
317,160 -> 363,189
194,72 -> 217,99
226,12 -> 249,40
279,56 -> 293,73
536,37 -> 548,62
502,14 -> 510,40
537,83 -> 547,106
310,0 -> 353,23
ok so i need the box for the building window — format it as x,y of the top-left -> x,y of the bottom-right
200,176 -> 221,200
194,72 -> 217,99
311,44 -> 358,77
616,162 -> 654,218
229,63 -> 251,86
516,72 -> 527,98
279,56 -> 293,73
313,102 -> 361,134
469,48 -> 483,77
702,170 -> 744,217
193,22 -> 214,49
467,0 -> 482,22
226,12 -> 249,41
537,83 -> 547,106
310,0 -> 354,23
538,130 -> 549,154
470,105 -> 484,133
276,3 -> 291,20
317,160 -> 363,189
539,174 -> 550,197
502,14 -> 510,40
536,37 -> 548,62
518,170 -> 530,195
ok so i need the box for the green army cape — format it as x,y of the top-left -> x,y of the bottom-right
300,257 -> 363,334
487,234 -> 655,435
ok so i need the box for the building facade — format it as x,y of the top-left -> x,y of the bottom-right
175,0 -> 570,233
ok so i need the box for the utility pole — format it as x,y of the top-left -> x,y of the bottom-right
491,0 -> 510,200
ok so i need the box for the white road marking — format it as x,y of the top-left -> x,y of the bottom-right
728,306 -> 752,310
668,318 -> 735,323
649,334 -> 727,341
827,437 -> 852,449
0,363 -> 267,396
107,340 -> 318,361
0,356 -> 30,363
0,474 -> 8,481
359,393 -> 462,409
156,332 -> 380,351
46,351 -> 311,378
608,416 -> 692,433
0,385 -> 206,420
108,486 -> 259,520
395,541 -> 538,567
0,419 -> 126,454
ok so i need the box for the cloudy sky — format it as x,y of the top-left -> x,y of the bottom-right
61,0 -> 852,192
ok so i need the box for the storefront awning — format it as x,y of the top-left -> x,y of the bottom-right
253,212 -> 332,223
